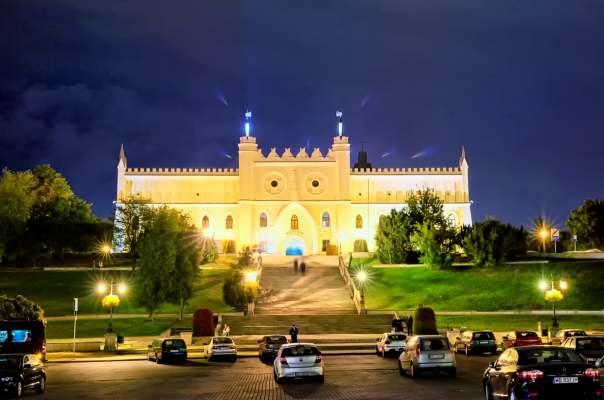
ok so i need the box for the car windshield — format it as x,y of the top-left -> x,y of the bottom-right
0,356 -> 20,369
473,332 -> 495,340
164,340 -> 186,349
517,331 -> 538,338
266,336 -> 287,344
282,345 -> 319,357
565,331 -> 586,337
420,338 -> 448,351
518,349 -> 584,365
388,334 -> 406,341
576,338 -> 604,351
213,337 -> 233,344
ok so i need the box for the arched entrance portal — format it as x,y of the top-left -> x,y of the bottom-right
285,236 -> 305,255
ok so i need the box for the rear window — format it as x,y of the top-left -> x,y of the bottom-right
0,355 -> 20,369
576,338 -> 604,350
565,331 -> 587,337
518,348 -> 584,365
473,332 -> 495,340
163,339 -> 186,349
213,337 -> 233,345
388,334 -> 406,341
282,345 -> 319,357
517,331 -> 538,338
420,338 -> 448,351
0,330 -> 7,343
266,336 -> 287,344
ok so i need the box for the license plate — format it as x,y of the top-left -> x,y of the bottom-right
479,341 -> 489,344
170,350 -> 180,353
295,372 -> 309,377
553,376 -> 579,384
429,353 -> 444,359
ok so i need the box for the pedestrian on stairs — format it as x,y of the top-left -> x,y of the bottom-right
293,258 -> 298,272
289,323 -> 299,343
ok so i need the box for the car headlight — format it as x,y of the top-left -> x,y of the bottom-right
1,376 -> 14,383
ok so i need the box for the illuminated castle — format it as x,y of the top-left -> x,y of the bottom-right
115,112 -> 471,255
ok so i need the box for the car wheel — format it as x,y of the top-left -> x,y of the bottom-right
274,370 -> 284,384
155,353 -> 161,364
14,380 -> 23,398
449,367 -> 456,378
484,383 -> 493,400
232,355 -> 237,362
36,376 -> 46,394
316,375 -> 324,384
398,360 -> 406,376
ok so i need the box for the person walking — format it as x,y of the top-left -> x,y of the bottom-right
289,323 -> 299,343
222,323 -> 230,336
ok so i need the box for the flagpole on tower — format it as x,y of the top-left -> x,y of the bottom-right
336,110 -> 343,137
244,110 -> 252,137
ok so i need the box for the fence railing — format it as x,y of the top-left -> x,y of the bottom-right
338,255 -> 366,315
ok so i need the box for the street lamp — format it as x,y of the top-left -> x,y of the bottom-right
355,269 -> 369,303
243,269 -> 259,316
539,228 -> 549,253
337,231 -> 346,255
97,279 -> 127,332
539,275 -> 568,333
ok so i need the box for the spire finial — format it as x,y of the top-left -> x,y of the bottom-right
118,144 -> 127,167
460,145 -> 468,166
244,110 -> 252,137
336,110 -> 343,136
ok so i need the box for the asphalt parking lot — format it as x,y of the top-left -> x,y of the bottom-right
29,354 -> 503,399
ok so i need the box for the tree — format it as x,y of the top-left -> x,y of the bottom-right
136,207 -> 179,319
463,219 -> 527,266
411,221 -> 456,268
113,198 -> 152,270
0,169 -> 35,262
0,295 -> 44,321
407,189 -> 448,229
567,199 -> 604,250
374,209 -> 416,264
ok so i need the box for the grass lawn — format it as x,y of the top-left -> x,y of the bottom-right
436,315 -> 604,332
356,260 -> 604,311
46,318 -> 176,339
0,266 -> 235,316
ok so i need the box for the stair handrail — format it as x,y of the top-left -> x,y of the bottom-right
338,255 -> 366,315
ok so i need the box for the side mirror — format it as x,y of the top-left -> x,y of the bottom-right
23,363 -> 31,369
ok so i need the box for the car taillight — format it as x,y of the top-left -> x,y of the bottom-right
315,354 -> 322,364
518,370 -> 544,381
584,368 -> 599,380
280,357 -> 288,366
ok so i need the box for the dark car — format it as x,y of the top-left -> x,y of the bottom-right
483,346 -> 602,400
0,320 -> 47,361
0,354 -> 46,398
258,335 -> 288,361
147,338 -> 188,364
454,330 -> 497,355
561,336 -> 604,365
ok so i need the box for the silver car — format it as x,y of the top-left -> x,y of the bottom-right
273,343 -> 324,383
375,332 -> 407,357
204,336 -> 237,362
398,335 -> 456,378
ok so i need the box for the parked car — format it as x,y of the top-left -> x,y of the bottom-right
147,337 -> 187,364
398,335 -> 456,378
0,320 -> 47,361
258,335 -> 288,361
204,336 -> 237,362
483,346 -> 601,400
561,336 -> 604,365
0,353 -> 46,398
375,332 -> 407,357
551,329 -> 588,345
273,343 -> 324,383
501,331 -> 542,349
453,330 -> 497,355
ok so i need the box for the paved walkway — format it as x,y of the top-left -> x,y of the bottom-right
256,258 -> 356,315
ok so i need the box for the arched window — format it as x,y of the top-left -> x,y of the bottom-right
202,215 -> 209,229
225,215 -> 233,229
355,214 -> 363,229
321,212 -> 330,227
259,212 -> 268,228
291,215 -> 299,230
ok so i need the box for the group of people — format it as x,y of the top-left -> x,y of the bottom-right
293,258 -> 307,274
220,322 -> 300,344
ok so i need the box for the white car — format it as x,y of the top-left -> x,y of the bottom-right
273,343 -> 324,383
375,332 -> 407,357
204,336 -> 237,362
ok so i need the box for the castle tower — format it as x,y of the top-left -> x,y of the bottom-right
117,144 -> 127,201
459,146 -> 469,202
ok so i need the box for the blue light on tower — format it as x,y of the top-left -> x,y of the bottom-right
336,110 -> 343,136
245,111 -> 252,137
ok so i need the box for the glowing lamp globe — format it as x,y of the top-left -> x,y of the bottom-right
544,289 -> 563,302
102,294 -> 121,308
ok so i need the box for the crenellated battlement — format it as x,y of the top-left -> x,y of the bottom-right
125,167 -> 239,176
351,166 -> 461,175
257,146 -> 334,162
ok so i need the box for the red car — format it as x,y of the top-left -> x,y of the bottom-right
501,330 -> 542,349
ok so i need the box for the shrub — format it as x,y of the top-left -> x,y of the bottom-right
353,239 -> 368,252
222,240 -> 236,254
463,220 -> 527,266
192,308 -> 215,336
413,305 -> 437,335
237,246 -> 253,267
0,295 -> 44,321
222,269 -> 245,310
200,237 -> 217,264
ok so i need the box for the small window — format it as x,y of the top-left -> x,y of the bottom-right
321,212 -> 330,227
259,212 -> 268,228
202,215 -> 209,229
225,215 -> 233,229
355,214 -> 363,229
291,215 -> 299,230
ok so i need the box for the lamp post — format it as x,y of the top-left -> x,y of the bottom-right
243,270 -> 259,316
337,231 -> 346,255
538,276 -> 568,335
539,228 -> 549,253
356,270 -> 368,301
97,279 -> 127,333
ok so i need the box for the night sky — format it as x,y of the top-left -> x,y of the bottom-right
1,1 -> 603,227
